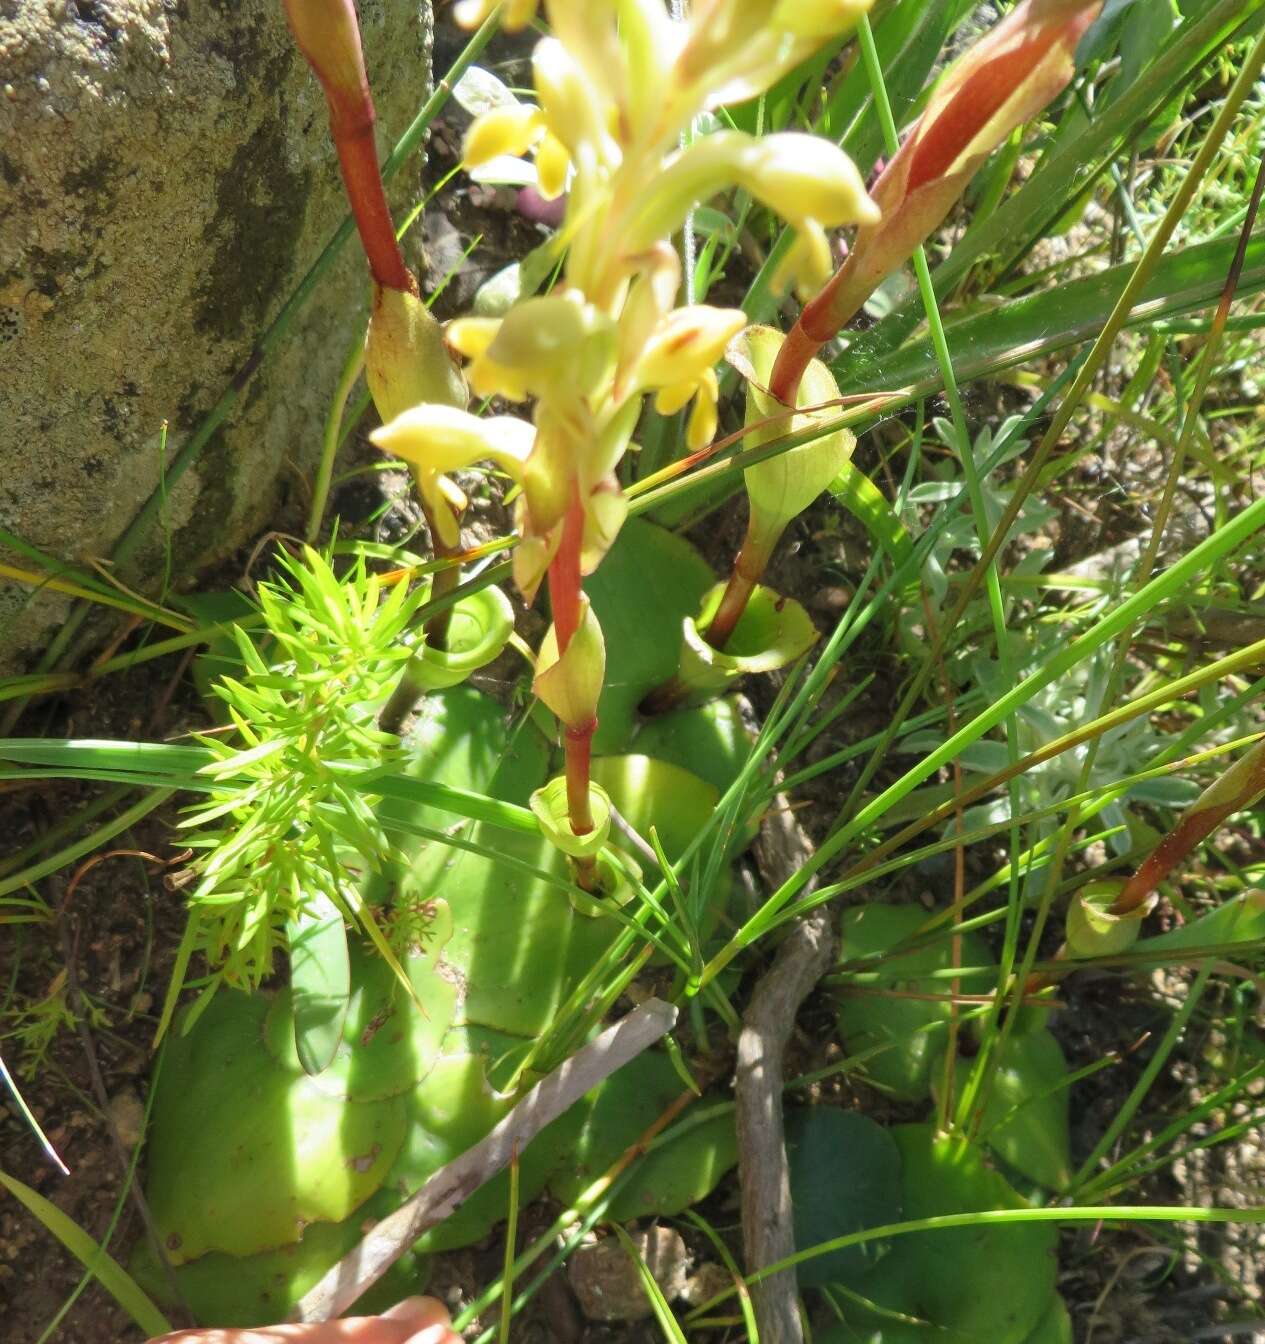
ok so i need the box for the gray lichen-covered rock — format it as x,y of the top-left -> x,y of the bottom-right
0,0 -> 434,674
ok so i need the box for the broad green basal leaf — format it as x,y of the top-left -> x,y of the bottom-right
937,1029 -> 1072,1193
146,990 -> 406,1264
287,890 -> 351,1077
785,1107 -> 903,1288
838,1124 -> 1059,1344
263,935 -> 456,1102
835,905 -> 994,1100
547,1049 -> 735,1218
132,1211 -> 428,1328
583,519 -> 716,753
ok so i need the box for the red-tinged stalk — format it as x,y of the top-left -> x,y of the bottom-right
769,0 -> 1102,406
285,0 -> 469,670
704,521 -> 772,651
283,0 -> 413,294
1113,738 -> 1265,916
547,483 -> 598,884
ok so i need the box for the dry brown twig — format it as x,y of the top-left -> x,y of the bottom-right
293,996 -> 678,1323
737,769 -> 834,1344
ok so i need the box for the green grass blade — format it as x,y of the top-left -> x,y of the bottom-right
0,1169 -> 171,1336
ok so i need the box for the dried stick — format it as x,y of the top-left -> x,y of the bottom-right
294,997 -> 679,1322
736,789 -> 834,1344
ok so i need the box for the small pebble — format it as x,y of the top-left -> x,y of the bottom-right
568,1227 -> 690,1322
107,1091 -> 145,1148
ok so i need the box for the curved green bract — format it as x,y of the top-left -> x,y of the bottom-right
675,583 -> 818,703
146,991 -> 407,1265
835,905 -> 994,1100
835,1125 -> 1059,1344
530,775 -> 613,859
403,585 -> 515,690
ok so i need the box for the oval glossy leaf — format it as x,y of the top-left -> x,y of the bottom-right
548,1050 -> 736,1219
940,1029 -> 1072,1193
583,519 -> 716,753
835,905 -> 995,1100
785,1107 -> 903,1288
838,1125 -> 1059,1344
632,696 -> 755,799
146,991 -> 406,1264
131,1210 -> 427,1328
264,936 -> 456,1103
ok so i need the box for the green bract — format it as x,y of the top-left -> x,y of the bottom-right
530,774 -> 613,859
402,584 -> 514,690
676,582 -> 818,701
1066,878 -> 1153,958
735,324 -> 857,565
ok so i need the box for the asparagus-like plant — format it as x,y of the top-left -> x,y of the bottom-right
377,0 -> 878,880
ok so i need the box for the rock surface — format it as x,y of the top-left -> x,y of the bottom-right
567,1227 -> 691,1322
0,0 -> 435,674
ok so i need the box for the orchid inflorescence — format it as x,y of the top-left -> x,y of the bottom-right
374,0 -> 878,875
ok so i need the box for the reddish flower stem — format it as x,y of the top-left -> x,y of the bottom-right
332,117 -> 416,294
283,0 -> 414,294
704,520 -> 777,651
547,483 -> 598,864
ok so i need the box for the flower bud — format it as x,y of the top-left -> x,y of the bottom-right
365,286 -> 467,425
739,132 -> 879,231
770,0 -> 874,38
628,131 -> 875,253
487,292 -> 615,398
456,0 -> 539,31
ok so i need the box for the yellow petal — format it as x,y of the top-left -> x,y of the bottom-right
370,405 -> 534,480
686,368 -> 719,450
638,305 -> 747,390
535,132 -> 571,200
463,104 -> 545,168
653,381 -> 697,417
